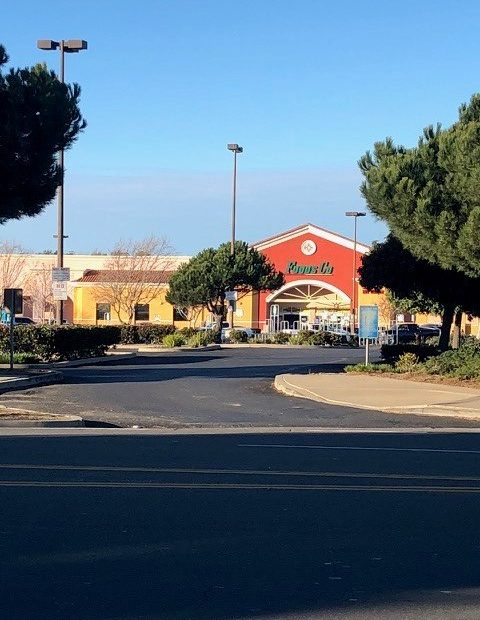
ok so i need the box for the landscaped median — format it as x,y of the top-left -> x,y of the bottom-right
274,337 -> 480,421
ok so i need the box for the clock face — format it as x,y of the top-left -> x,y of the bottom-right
301,239 -> 317,256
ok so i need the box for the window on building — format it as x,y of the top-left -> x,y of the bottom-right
135,304 -> 150,322
96,303 -> 111,321
173,306 -> 188,321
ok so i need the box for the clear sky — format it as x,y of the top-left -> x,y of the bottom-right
2,0 -> 480,254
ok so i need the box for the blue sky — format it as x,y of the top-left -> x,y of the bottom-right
2,0 -> 480,254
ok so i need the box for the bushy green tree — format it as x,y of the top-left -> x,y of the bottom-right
359,94 -> 480,277
359,235 -> 480,349
0,45 -> 85,222
167,241 -> 284,333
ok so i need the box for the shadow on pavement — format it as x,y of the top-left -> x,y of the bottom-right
62,360 -> 348,385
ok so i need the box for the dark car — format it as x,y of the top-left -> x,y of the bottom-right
418,323 -> 441,338
14,317 -> 35,325
387,323 -> 420,343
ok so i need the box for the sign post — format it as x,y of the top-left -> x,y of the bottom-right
3,289 -> 23,370
359,305 -> 379,366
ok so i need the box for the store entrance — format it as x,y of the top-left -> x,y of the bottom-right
282,312 -> 300,329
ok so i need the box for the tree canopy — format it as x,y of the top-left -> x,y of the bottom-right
359,94 -> 480,277
0,45 -> 86,223
166,241 -> 284,329
359,235 -> 480,349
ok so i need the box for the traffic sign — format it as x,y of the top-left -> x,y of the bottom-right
52,267 -> 70,282
52,281 -> 68,300
225,290 -> 237,302
359,305 -> 379,339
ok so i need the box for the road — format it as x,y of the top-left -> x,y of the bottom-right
1,430 -> 480,619
1,347 -> 479,428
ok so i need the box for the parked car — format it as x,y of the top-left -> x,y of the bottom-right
13,317 -> 35,325
418,323 -> 441,338
386,323 -> 420,343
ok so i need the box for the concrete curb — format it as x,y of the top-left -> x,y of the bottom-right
52,351 -> 137,368
0,370 -> 63,395
274,374 -> 480,421
0,414 -> 83,428
3,426 -> 480,436
0,351 -> 137,370
116,345 -> 221,353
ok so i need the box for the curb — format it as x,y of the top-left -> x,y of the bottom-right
116,345 -> 221,353
274,374 -> 480,422
0,414 -> 83,428
0,370 -> 63,395
0,351 -> 137,370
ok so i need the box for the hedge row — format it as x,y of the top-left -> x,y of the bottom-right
0,325 -> 120,362
381,343 -> 440,363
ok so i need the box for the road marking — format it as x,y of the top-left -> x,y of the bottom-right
239,443 -> 480,455
1,463 -> 480,482
0,480 -> 478,492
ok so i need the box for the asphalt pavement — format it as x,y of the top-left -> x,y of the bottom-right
1,430 -> 480,619
1,347 -> 479,428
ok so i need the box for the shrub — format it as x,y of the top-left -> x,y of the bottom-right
228,329 -> 248,343
187,331 -> 215,347
395,352 -> 419,372
272,332 -> 289,344
178,327 -> 200,338
422,340 -> 480,379
162,333 -> 186,348
0,352 -> 42,364
119,324 -> 175,344
345,362 -> 394,373
381,343 -> 439,363
0,325 -> 120,362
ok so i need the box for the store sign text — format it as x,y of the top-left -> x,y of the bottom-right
286,261 -> 334,275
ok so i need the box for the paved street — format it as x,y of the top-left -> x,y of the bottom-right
1,430 -> 480,619
1,348 -> 480,428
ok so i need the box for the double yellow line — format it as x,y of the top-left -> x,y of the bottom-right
0,463 -> 479,493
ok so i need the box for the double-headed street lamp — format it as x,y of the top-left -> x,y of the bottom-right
37,39 -> 88,324
345,211 -> 366,333
227,144 -> 243,329
227,144 -> 243,256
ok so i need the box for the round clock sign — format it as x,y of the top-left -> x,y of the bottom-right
301,239 -> 317,256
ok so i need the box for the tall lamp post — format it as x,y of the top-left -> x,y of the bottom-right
227,143 -> 243,329
37,39 -> 88,324
345,211 -> 366,334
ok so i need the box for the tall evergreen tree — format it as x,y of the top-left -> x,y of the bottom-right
359,235 -> 480,349
0,45 -> 85,223
359,94 -> 480,277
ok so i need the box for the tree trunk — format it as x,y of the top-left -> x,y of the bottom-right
439,304 -> 454,351
451,310 -> 462,350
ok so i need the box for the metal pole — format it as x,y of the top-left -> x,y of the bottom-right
231,149 -> 237,256
9,293 -> 14,371
56,41 -> 65,325
352,216 -> 357,335
365,338 -> 369,366
229,150 -> 237,330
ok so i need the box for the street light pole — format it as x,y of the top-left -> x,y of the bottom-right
37,39 -> 87,324
227,144 -> 243,329
345,211 -> 366,334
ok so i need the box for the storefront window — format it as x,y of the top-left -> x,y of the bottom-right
96,303 -> 111,321
134,304 -> 150,322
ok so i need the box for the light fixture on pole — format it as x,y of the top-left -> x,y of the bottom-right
37,39 -> 88,325
345,211 -> 366,334
227,143 -> 243,329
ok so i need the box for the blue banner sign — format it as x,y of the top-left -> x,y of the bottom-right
359,305 -> 379,339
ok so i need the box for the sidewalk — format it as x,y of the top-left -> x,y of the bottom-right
275,373 -> 480,420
